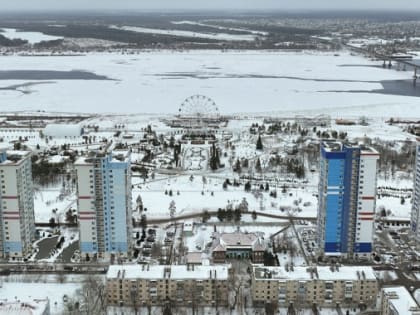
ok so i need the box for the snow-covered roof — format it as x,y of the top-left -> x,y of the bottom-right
186,252 -> 204,264
322,141 -> 378,155
75,150 -> 130,165
47,155 -> 68,164
0,299 -> 49,315
0,150 -> 31,165
382,286 -> 420,314
44,124 -> 83,138
219,231 -> 258,248
254,266 -> 377,281
213,244 -> 226,252
107,264 -> 230,280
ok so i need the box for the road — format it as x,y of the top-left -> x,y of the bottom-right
290,220 -> 309,265
138,209 -> 316,226
57,241 -> 79,263
35,235 -> 59,260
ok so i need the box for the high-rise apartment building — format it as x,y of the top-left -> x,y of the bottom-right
411,144 -> 420,242
317,142 -> 379,258
0,150 -> 35,259
75,149 -> 132,260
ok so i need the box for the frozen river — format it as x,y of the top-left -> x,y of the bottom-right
0,50 -> 419,117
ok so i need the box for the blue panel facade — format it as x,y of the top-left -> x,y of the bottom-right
4,241 -> 23,253
100,154 -> 129,254
0,152 -> 7,163
319,143 -> 362,256
354,242 -> 372,253
81,242 -> 96,253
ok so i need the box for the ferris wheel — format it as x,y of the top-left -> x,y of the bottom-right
178,95 -> 219,119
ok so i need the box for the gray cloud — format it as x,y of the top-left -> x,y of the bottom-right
2,0 -> 420,11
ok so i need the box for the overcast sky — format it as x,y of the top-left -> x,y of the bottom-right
2,0 -> 420,11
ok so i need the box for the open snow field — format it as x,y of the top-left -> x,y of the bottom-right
0,278 -> 81,314
0,51 -> 419,117
133,174 -> 318,219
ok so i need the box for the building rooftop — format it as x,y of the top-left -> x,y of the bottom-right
0,150 -> 31,165
253,266 -> 377,281
186,252 -> 205,264
75,149 -> 130,165
219,231 -> 258,248
107,264 -> 230,281
321,141 -> 378,155
382,286 -> 420,314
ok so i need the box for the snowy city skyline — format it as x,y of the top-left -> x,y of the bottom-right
1,0 -> 420,11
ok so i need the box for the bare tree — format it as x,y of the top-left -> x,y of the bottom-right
67,275 -> 106,315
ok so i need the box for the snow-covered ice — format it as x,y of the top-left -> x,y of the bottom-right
0,51 -> 419,117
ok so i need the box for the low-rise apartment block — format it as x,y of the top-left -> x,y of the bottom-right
106,264 -> 230,307
380,286 -> 420,315
252,266 -> 378,308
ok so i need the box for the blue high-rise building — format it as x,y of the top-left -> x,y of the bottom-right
317,142 -> 379,259
75,149 -> 132,260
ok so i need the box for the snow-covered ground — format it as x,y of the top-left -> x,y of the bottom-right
0,28 -> 63,44
0,280 -> 81,314
133,174 -> 318,219
0,51 -> 419,117
34,183 -> 77,223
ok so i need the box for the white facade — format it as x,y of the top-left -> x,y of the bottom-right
411,144 -> 420,241
354,152 -> 379,250
0,150 -> 35,259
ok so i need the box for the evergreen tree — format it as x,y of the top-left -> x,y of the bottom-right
217,208 -> 226,222
255,158 -> 262,173
209,143 -> 220,170
244,181 -> 251,192
234,159 -> 242,173
256,135 -> 263,150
